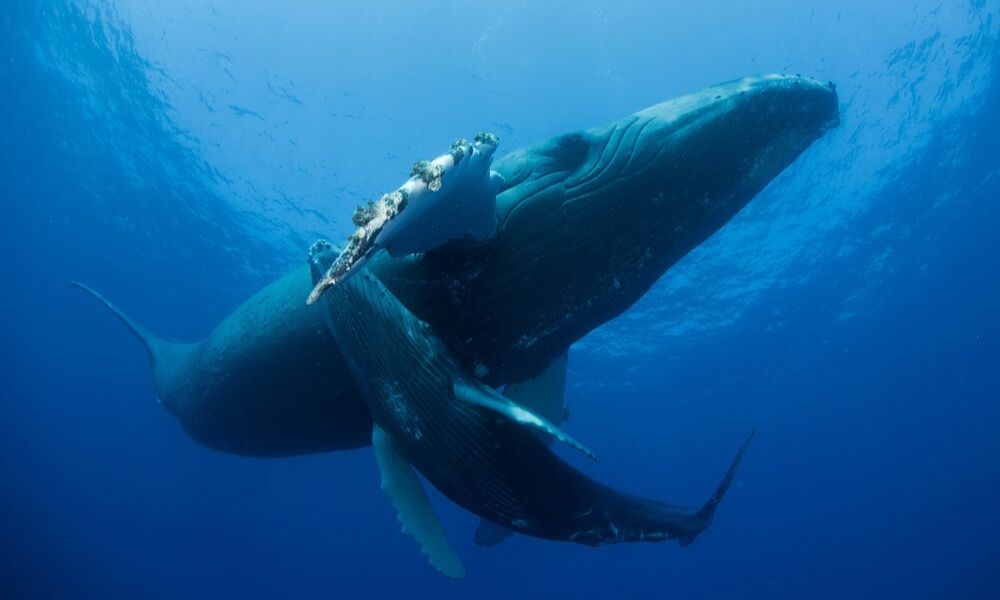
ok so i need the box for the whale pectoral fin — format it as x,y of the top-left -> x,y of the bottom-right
453,378 -> 597,461
372,425 -> 465,579
503,353 -> 569,426
308,134 -> 501,303
474,519 -> 516,548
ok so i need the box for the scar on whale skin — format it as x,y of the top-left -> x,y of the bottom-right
307,132 -> 503,304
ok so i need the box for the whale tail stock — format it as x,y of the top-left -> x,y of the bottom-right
679,429 -> 757,546
70,281 -> 174,368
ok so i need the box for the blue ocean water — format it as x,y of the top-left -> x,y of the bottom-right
1,0 -> 998,597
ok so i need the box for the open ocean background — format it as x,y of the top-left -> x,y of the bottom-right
2,1 -> 999,598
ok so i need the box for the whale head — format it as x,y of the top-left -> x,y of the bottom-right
494,74 -> 839,241
376,74 -> 840,383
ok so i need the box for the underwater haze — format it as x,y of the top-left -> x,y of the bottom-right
2,0 -> 999,598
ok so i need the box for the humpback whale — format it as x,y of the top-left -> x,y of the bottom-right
76,75 -> 838,573
77,75 -> 838,460
311,240 -> 756,576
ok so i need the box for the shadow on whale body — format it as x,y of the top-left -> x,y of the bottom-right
75,75 -> 838,461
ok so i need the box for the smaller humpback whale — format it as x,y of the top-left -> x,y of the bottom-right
308,240 -> 754,577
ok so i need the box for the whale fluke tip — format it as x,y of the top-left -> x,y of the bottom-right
700,429 -> 756,515
70,280 -> 166,367
678,429 -> 756,546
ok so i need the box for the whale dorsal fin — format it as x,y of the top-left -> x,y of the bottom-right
452,375 -> 595,461
371,425 -> 465,579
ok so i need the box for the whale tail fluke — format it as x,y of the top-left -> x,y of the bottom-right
680,429 -> 757,546
70,281 -> 168,367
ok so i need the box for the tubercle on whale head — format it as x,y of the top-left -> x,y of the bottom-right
641,74 -> 835,144
707,74 -> 839,151
693,74 -> 840,203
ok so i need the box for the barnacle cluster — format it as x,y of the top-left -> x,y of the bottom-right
410,159 -> 431,178
474,131 -> 499,147
352,199 -> 377,227
352,189 -> 409,229
307,189 -> 409,304
449,138 -> 470,163
412,159 -> 446,192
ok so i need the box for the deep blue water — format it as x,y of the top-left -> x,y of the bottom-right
2,1 -> 999,598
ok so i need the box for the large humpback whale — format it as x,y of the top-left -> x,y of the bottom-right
77,74 -> 838,459
76,75 -> 838,571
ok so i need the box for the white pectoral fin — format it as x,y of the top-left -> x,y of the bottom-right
453,378 -> 597,461
371,425 -> 465,579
